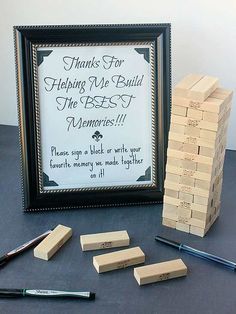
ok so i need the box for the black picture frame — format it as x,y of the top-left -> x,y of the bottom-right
14,23 -> 171,212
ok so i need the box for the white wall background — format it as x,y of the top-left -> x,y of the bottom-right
0,0 -> 235,149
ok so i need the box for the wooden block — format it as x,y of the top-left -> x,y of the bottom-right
169,132 -> 215,148
93,247 -> 145,273
162,217 -> 176,229
171,115 -> 219,132
211,88 -> 233,103
169,123 -> 186,134
199,146 -> 214,158
80,230 -> 130,251
192,210 -> 207,221
164,196 -> 209,213
190,218 -> 206,228
176,222 -> 190,233
134,259 -> 187,286
190,225 -> 206,237
173,74 -> 203,98
203,111 -> 219,123
173,96 -> 221,113
179,176 -> 195,187
197,162 -> 212,173
178,216 -> 190,225
179,191 -> 193,203
165,188 -> 179,198
167,149 -> 213,165
194,195 -> 209,206
183,143 -> 199,154
195,179 -> 211,190
167,156 -> 182,168
164,180 -> 210,198
187,108 -> 203,120
168,140 -> 184,151
181,159 -> 197,170
165,172 -> 180,183
163,202 -> 178,221
171,105 -> 187,116
177,207 -> 192,219
188,76 -> 219,102
172,167 -> 211,182
184,126 -> 201,137
34,224 -> 72,261
200,129 -> 217,141
173,88 -> 232,114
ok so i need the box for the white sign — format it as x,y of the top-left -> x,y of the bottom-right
36,43 -> 155,190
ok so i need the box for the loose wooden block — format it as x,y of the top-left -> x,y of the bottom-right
162,217 -> 176,229
80,230 -> 130,251
34,224 -> 72,261
176,222 -> 190,233
134,259 -> 187,286
93,247 -> 145,273
171,105 -> 187,116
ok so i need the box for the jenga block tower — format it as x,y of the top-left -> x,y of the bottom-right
162,74 -> 233,237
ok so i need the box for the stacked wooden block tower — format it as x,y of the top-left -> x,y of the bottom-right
162,74 -> 233,237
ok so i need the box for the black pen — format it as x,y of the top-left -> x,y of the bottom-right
0,289 -> 95,300
0,229 -> 53,267
155,235 -> 236,271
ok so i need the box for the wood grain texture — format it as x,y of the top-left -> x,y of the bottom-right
80,230 -> 130,251
34,224 -> 72,260
93,247 -> 145,273
163,75 -> 233,237
134,259 -> 187,285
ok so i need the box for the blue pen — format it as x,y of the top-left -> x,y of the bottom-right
155,235 -> 236,271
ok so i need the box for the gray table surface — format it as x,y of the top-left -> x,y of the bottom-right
0,124 -> 236,314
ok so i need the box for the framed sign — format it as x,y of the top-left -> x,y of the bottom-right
14,24 -> 171,211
